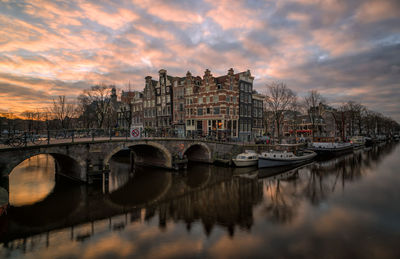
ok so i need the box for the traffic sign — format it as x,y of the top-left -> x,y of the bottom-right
130,127 -> 141,139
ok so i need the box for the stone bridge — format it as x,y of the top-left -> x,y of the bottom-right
0,138 -> 270,182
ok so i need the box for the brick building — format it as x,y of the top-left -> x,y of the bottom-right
135,68 -> 262,140
184,68 -> 243,140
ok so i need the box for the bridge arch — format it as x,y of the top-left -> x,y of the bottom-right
3,151 -> 85,182
183,142 -> 212,163
106,169 -> 173,210
104,141 -> 173,169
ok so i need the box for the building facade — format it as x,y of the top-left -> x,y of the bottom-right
171,76 -> 186,137
143,76 -> 157,129
133,68 -> 262,140
155,69 -> 173,134
252,92 -> 264,138
185,68 -> 241,140
238,70 -> 254,141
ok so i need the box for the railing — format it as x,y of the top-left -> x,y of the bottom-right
0,128 -> 265,148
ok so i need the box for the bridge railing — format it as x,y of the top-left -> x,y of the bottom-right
0,128 -> 261,148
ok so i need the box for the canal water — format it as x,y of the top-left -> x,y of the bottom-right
0,143 -> 399,258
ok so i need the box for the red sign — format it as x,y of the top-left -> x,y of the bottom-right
131,128 -> 140,139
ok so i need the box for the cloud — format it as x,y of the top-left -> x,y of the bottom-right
0,0 -> 398,121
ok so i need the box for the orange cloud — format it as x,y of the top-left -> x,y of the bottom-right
133,0 -> 204,24
205,0 -> 263,30
356,0 -> 400,23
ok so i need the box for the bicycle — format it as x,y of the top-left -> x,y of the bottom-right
0,134 -> 24,147
26,133 -> 44,145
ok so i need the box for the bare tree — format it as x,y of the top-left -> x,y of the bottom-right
330,103 -> 349,141
77,94 -> 96,128
303,90 -> 325,137
49,96 -> 76,129
21,110 -> 36,132
345,101 -> 364,136
80,84 -> 115,129
265,82 -> 297,143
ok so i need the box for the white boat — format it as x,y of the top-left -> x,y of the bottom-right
232,150 -> 259,167
309,142 -> 353,155
258,150 -> 316,168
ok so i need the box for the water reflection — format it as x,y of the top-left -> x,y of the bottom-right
0,143 -> 399,258
9,154 -> 55,207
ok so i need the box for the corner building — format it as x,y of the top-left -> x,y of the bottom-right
185,68 -> 253,140
141,68 -> 259,140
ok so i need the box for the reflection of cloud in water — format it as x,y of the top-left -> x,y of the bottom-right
83,233 -> 137,258
9,154 -> 55,206
146,239 -> 203,259
209,234 -> 263,259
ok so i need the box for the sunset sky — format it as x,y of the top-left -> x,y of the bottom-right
0,0 -> 399,120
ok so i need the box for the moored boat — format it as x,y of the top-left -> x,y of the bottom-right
350,136 -> 365,149
309,142 -> 353,155
258,149 -> 316,168
232,150 -> 259,167
309,137 -> 353,156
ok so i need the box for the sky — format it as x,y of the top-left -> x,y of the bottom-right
0,0 -> 399,121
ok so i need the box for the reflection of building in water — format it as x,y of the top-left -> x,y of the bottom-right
259,143 -> 398,224
156,174 -> 263,236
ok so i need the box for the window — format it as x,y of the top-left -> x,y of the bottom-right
199,97 -> 203,104
226,95 -> 230,102
240,83 -> 244,91
214,95 -> 218,103
217,84 -> 221,89
157,96 -> 161,104
187,120 -> 191,126
198,108 -> 203,115
207,107 -> 211,114
214,107 -> 220,114
179,103 -> 183,112
233,96 -> 237,103
227,107 -> 230,115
